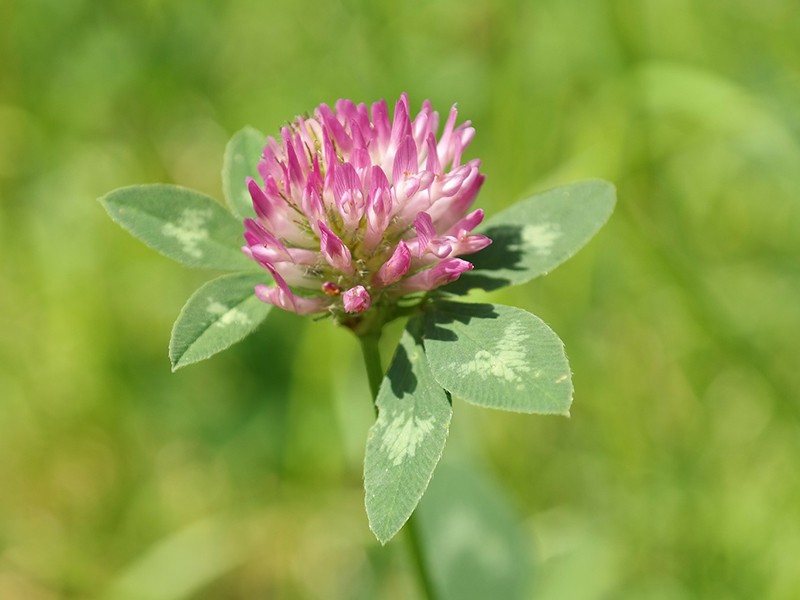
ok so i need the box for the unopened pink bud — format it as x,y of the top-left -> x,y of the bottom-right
322,281 -> 341,296
343,286 -> 371,313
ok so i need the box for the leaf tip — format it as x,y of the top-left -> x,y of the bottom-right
366,497 -> 408,545
369,521 -> 400,546
168,347 -> 183,372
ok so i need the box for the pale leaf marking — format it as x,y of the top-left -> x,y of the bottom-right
162,208 -> 212,258
518,222 -> 561,256
206,300 -> 252,327
458,323 -> 531,390
380,413 -> 436,466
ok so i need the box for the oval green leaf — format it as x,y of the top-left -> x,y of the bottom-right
222,127 -> 264,219
170,272 -> 270,371
364,320 -> 452,544
100,184 -> 252,270
423,302 -> 572,415
447,179 -> 616,293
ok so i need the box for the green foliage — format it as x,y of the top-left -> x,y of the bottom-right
423,302 -> 573,415
448,180 -> 616,293
364,322 -> 452,544
99,185 -> 253,271
169,273 -> 271,371
365,299 -> 574,543
416,463 -> 530,600
222,127 -> 264,220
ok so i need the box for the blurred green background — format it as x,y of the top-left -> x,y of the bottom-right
2,0 -> 800,598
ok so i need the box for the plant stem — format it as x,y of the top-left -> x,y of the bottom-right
405,510 -> 438,600
358,333 -> 383,411
358,332 -> 438,600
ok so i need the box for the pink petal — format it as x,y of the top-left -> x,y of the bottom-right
257,138 -> 283,183
301,160 -> 326,228
333,162 -> 365,230
436,104 -> 459,167
412,99 -> 433,148
322,127 -> 338,185
350,117 -> 367,150
425,133 -> 441,175
392,135 -> 419,188
255,285 -> 328,315
318,221 -> 354,275
245,224 -> 291,264
249,177 -> 308,245
350,148 -> 372,174
413,212 -> 436,257
397,258 -> 473,292
335,98 -> 358,123
254,265 -> 329,315
243,217 -> 271,246
318,103 -> 352,154
247,177 -> 272,221
263,260 -> 320,288
280,127 -> 306,195
371,99 -> 391,151
447,123 -> 474,168
365,166 -> 393,250
450,234 -> 492,256
438,164 -> 472,197
427,164 -> 484,232
375,240 -> 411,286
407,211 -> 452,259
387,96 -> 412,158
445,208 -> 484,238
294,116 -> 314,151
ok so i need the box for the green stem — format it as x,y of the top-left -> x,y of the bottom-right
359,333 -> 383,411
405,510 -> 438,600
357,331 -> 438,600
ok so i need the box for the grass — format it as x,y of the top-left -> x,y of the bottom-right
1,0 -> 799,598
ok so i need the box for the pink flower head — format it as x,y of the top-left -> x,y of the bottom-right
243,93 -> 490,318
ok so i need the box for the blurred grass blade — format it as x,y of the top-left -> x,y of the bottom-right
170,271 -> 271,371
416,463 -> 530,600
364,319 -> 452,544
423,302 -> 572,415
106,519 -> 243,600
447,179 -> 615,293
100,184 -> 252,270
222,126 -> 265,219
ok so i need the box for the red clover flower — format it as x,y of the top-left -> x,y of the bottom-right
241,93 -> 491,320
100,89 -> 615,548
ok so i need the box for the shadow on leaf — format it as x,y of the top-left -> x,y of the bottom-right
423,302 -> 499,342
387,342 -> 418,398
